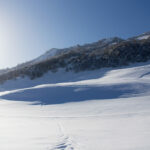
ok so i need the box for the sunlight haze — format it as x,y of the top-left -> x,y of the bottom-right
0,0 -> 150,69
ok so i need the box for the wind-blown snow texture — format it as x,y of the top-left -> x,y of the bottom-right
0,62 -> 150,150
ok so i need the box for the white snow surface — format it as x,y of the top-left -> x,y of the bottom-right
137,35 -> 150,40
0,62 -> 150,150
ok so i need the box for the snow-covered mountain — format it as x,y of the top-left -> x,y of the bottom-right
32,48 -> 62,63
0,32 -> 150,99
1,32 -> 150,84
32,37 -> 124,64
129,31 -> 150,40
32,32 -> 150,65
1,32 -> 150,150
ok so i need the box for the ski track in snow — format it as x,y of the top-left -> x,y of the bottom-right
50,121 -> 75,150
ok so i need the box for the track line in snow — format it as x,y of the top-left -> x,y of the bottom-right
50,121 -> 74,150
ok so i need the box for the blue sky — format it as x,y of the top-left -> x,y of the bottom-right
0,0 -> 150,69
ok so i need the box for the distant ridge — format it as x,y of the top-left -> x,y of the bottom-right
0,32 -> 150,83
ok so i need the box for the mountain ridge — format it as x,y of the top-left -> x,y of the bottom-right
0,32 -> 150,84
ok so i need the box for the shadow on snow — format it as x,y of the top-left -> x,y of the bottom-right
0,83 -> 148,105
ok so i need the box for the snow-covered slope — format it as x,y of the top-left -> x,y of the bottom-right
0,62 -> 150,150
131,31 -> 150,40
1,61 -> 150,104
137,35 -> 150,40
